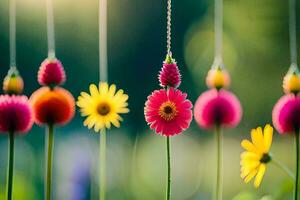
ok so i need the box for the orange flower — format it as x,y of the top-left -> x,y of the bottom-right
30,86 -> 75,125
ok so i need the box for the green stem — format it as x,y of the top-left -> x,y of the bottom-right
215,126 -> 223,200
6,130 -> 14,200
100,129 -> 106,200
272,157 -> 295,180
45,124 -> 54,200
166,136 -> 171,200
295,129 -> 299,200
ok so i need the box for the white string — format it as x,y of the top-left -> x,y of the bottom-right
9,0 -> 16,67
214,0 -> 223,67
289,0 -> 298,66
99,0 -> 108,82
46,0 -> 55,58
166,0 -> 172,55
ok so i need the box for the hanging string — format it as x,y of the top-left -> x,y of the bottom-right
9,0 -> 16,67
289,0 -> 297,67
99,0 -> 108,82
166,0 -> 172,55
213,0 -> 223,68
46,0 -> 56,59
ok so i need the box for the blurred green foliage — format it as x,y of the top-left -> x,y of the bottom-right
0,0 -> 299,199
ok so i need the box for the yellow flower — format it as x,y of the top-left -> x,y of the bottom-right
240,124 -> 273,188
77,82 -> 129,132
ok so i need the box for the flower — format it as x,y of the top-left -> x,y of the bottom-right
30,86 -> 75,126
144,87 -> 193,136
206,68 -> 230,89
0,95 -> 33,134
158,55 -> 181,88
272,94 -> 300,134
194,89 -> 242,129
240,124 -> 273,188
77,82 -> 129,132
38,58 -> 66,87
283,73 -> 300,94
3,67 -> 24,95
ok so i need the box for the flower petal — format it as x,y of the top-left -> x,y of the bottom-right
254,164 -> 266,188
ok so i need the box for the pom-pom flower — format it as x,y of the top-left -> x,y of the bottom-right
0,95 -> 33,134
272,94 -> 300,134
3,67 -> 24,95
206,68 -> 230,89
30,86 -> 75,126
38,58 -> 66,87
240,125 -> 273,188
158,55 -> 181,88
194,89 -> 242,129
77,82 -> 129,132
144,87 -> 192,136
32,55 -> 75,200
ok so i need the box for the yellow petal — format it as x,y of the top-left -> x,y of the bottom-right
99,82 -> 109,95
263,124 -> 273,152
241,140 -> 260,154
244,169 -> 258,183
89,84 -> 99,97
254,164 -> 266,188
251,128 -> 265,153
108,84 -> 116,97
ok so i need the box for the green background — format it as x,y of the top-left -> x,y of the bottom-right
0,0 -> 299,199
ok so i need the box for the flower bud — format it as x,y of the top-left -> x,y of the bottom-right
3,67 -> 24,95
206,68 -> 230,89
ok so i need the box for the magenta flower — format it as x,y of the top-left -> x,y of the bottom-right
158,61 -> 181,88
144,87 -> 192,136
194,89 -> 242,129
38,58 -> 66,86
0,95 -> 33,134
272,94 -> 300,134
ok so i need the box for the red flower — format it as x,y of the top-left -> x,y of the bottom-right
144,87 -> 192,136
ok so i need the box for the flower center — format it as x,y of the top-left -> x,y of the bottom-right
159,101 -> 178,121
260,153 -> 271,164
97,103 -> 111,116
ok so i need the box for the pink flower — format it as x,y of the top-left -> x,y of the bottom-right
158,62 -> 181,88
194,89 -> 242,129
38,58 -> 66,86
144,87 -> 192,136
272,94 -> 300,134
0,95 -> 33,134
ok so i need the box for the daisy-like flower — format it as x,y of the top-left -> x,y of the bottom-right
144,87 -> 193,136
77,82 -> 129,132
240,124 -> 273,188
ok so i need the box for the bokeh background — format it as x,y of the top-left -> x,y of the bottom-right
0,0 -> 299,199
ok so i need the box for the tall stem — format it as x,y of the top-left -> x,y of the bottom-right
295,129 -> 299,200
214,0 -> 223,65
215,126 -> 223,200
166,0 -> 172,55
46,0 -> 56,58
166,136 -> 171,200
45,124 -> 54,200
6,130 -> 14,200
289,0 -> 297,66
272,157 -> 295,180
9,0 -> 16,67
100,129 -> 106,200
99,0 -> 108,83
